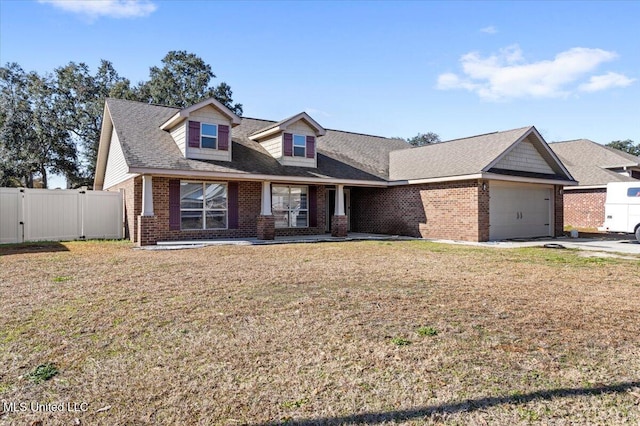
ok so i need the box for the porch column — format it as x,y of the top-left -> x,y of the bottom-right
138,175 -> 157,246
142,175 -> 154,216
257,181 -> 275,240
332,184 -> 348,237
261,181 -> 272,215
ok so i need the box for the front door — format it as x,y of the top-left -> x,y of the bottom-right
326,189 -> 351,232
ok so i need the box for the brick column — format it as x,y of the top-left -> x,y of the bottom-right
554,185 -> 564,237
257,215 -> 275,240
138,215 -> 158,246
331,215 -> 348,237
478,180 -> 490,242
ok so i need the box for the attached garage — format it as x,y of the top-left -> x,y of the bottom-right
388,126 -> 577,242
489,182 -> 553,240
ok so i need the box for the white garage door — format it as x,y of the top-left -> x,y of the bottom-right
490,183 -> 553,240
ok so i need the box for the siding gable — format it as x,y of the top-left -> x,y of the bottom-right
103,127 -> 136,189
494,137 -> 555,174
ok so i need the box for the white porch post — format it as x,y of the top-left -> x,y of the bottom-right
261,181 -> 272,215
142,175 -> 154,216
334,184 -> 345,216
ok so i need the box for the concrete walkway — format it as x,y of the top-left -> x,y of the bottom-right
149,233 -> 416,250
149,232 -> 639,257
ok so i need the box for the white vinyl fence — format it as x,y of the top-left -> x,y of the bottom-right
0,187 -> 123,244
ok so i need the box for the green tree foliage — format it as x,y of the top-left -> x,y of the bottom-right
136,50 -> 243,115
606,139 -> 640,156
407,132 -> 441,147
1,51 -> 242,188
55,60 -> 134,186
0,64 -> 77,188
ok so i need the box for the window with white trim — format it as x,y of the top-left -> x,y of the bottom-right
201,124 -> 218,149
272,185 -> 308,228
180,181 -> 227,230
293,134 -> 306,157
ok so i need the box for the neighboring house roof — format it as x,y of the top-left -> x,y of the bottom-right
389,126 -> 573,182
549,139 -> 640,187
100,98 -> 409,185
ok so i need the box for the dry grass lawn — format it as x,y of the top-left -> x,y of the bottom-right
1,240 -> 639,425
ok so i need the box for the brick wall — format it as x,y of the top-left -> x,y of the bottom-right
135,178 -> 328,244
150,177 -> 261,242
562,188 -> 606,229
554,185 -> 565,236
275,186 -> 327,237
107,176 -> 141,242
351,180 -> 486,241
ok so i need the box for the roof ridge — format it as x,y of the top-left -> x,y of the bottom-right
106,97 -> 181,110
549,138 -> 597,144
419,126 -> 532,147
325,128 -> 405,140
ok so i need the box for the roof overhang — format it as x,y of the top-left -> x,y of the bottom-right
562,185 -> 607,190
93,102 -> 114,191
160,98 -> 242,131
249,112 -> 326,141
388,172 -> 578,187
128,167 -> 387,187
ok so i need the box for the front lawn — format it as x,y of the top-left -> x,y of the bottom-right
1,241 -> 639,425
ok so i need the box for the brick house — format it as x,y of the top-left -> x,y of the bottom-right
549,139 -> 640,229
94,98 -> 576,245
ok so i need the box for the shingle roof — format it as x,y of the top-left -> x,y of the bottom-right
389,127 -> 534,180
106,98 -> 409,182
549,139 -> 640,186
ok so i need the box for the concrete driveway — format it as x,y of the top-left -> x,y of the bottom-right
434,232 -> 640,257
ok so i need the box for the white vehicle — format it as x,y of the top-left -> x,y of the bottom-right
602,182 -> 640,242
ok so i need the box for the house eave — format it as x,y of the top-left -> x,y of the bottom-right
127,167 -> 388,187
562,185 -> 607,190
248,112 -> 327,141
481,172 -> 578,186
93,103 -> 114,191
159,98 -> 242,131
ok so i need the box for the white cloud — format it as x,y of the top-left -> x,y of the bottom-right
39,0 -> 157,19
480,26 -> 497,34
578,72 -> 636,92
437,45 -> 634,101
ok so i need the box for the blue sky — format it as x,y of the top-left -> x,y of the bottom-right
1,1 -> 639,186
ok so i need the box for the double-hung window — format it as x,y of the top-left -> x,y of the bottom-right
180,181 -> 227,230
201,124 -> 218,149
293,134 -> 306,157
272,185 -> 308,228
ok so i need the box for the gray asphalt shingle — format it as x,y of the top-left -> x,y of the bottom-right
549,139 -> 640,186
106,98 -> 409,181
389,127 -> 533,180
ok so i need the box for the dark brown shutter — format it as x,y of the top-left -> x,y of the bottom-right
169,179 -> 181,230
218,125 -> 229,151
306,136 -> 315,159
308,185 -> 317,227
227,182 -> 239,229
188,121 -> 200,148
283,132 -> 293,156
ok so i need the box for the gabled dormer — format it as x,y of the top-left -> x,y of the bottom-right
249,112 -> 326,168
160,98 -> 242,162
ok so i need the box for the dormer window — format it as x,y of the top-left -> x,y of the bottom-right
293,134 -> 306,157
187,120 -> 230,152
201,124 -> 218,149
